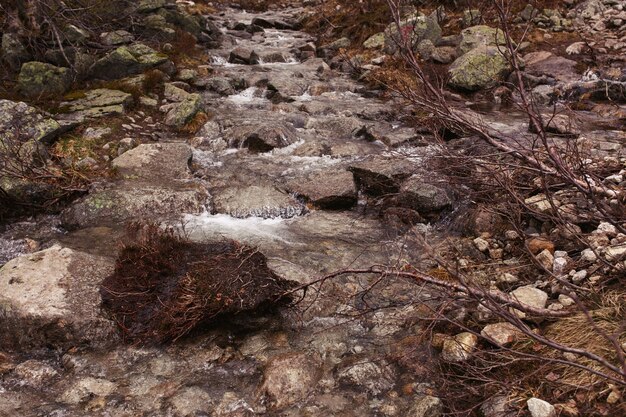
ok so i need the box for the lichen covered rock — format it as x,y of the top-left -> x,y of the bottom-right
18,62 -> 72,97
448,46 -> 512,91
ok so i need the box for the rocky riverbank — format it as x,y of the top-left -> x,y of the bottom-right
0,0 -> 625,416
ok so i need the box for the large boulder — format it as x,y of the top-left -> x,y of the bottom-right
0,100 -> 63,146
0,245 -> 118,349
397,177 -> 452,215
448,46 -> 512,91
384,14 -> 442,55
111,143 -> 193,181
223,122 -> 297,152
458,25 -> 508,55
90,43 -> 169,80
285,170 -> 357,210
349,156 -> 418,196
18,62 -> 72,97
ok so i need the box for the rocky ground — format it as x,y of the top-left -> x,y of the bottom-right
0,0 -> 625,416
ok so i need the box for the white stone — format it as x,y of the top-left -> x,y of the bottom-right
558,294 -> 575,306
527,397 -> 556,417
473,237 -> 489,252
580,248 -> 598,263
509,286 -> 549,318
571,270 -> 588,283
595,222 -> 618,237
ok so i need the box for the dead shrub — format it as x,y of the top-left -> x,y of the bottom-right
100,223 -> 297,344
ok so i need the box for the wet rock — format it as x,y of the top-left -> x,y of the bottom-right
397,177 -> 452,216
14,360 -> 58,386
112,143 -> 192,181
448,46 -> 512,91
2,33 -> 31,71
523,51 -> 578,83
407,395 -> 443,417
212,185 -> 304,219
251,16 -> 294,30
18,62 -> 72,97
91,43 -> 169,80
229,47 -> 260,65
60,377 -> 117,404
384,14 -> 442,55
349,157 -> 417,196
527,397 -> 556,417
59,88 -> 133,121
100,30 -> 134,46
223,122 -> 297,151
285,169 -> 357,209
458,25 -> 507,54
164,93 -> 203,127
259,352 -> 322,409
0,245 -> 118,349
441,332 -> 478,362
481,322 -> 524,347
509,286 -> 549,318
336,357 -> 396,395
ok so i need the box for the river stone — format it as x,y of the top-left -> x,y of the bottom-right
384,14 -> 442,55
458,25 -> 507,54
523,51 -> 578,83
18,62 -> 72,97
61,184 -> 208,228
408,395 -> 443,417
259,352 -> 322,409
229,47 -> 260,65
448,46 -> 512,91
60,89 -> 133,121
112,143 -> 192,181
164,93 -> 203,127
100,30 -> 134,46
91,43 -> 169,80
349,156 -> 418,196
441,332 -> 478,362
481,322 -> 524,347
223,122 -> 297,151
397,177 -> 452,214
212,185 -> 304,219
509,286 -> 548,318
2,33 -> 31,71
0,245 -> 118,349
285,170 -> 356,209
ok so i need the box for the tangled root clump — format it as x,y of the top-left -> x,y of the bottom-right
100,223 -> 297,344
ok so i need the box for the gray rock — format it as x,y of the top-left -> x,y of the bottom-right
64,24 -> 90,44
397,178 -> 452,214
205,77 -> 237,95
523,51 -> 578,83
432,46 -> 457,64
112,143 -> 192,181
91,43 -> 169,80
349,157 -> 417,196
2,33 -> 31,71
164,82 -> 190,102
168,386 -> 213,415
448,46 -> 512,91
229,47 -> 260,65
117,137 -> 138,156
212,185 -> 304,219
509,285 -> 549,318
481,395 -> 516,417
60,377 -> 117,404
18,62 -> 72,97
0,100 -> 63,145
384,14 -> 442,55
164,93 -> 203,127
14,360 -> 58,387
285,170 -> 356,209
141,13 -> 176,41
259,352 -> 322,409
0,245 -> 118,349
417,39 -> 436,60
458,25 -> 508,54
363,32 -> 385,49
60,89 -> 133,121
223,122 -> 297,151
100,30 -> 134,46
407,395 -> 443,417
137,0 -> 166,13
